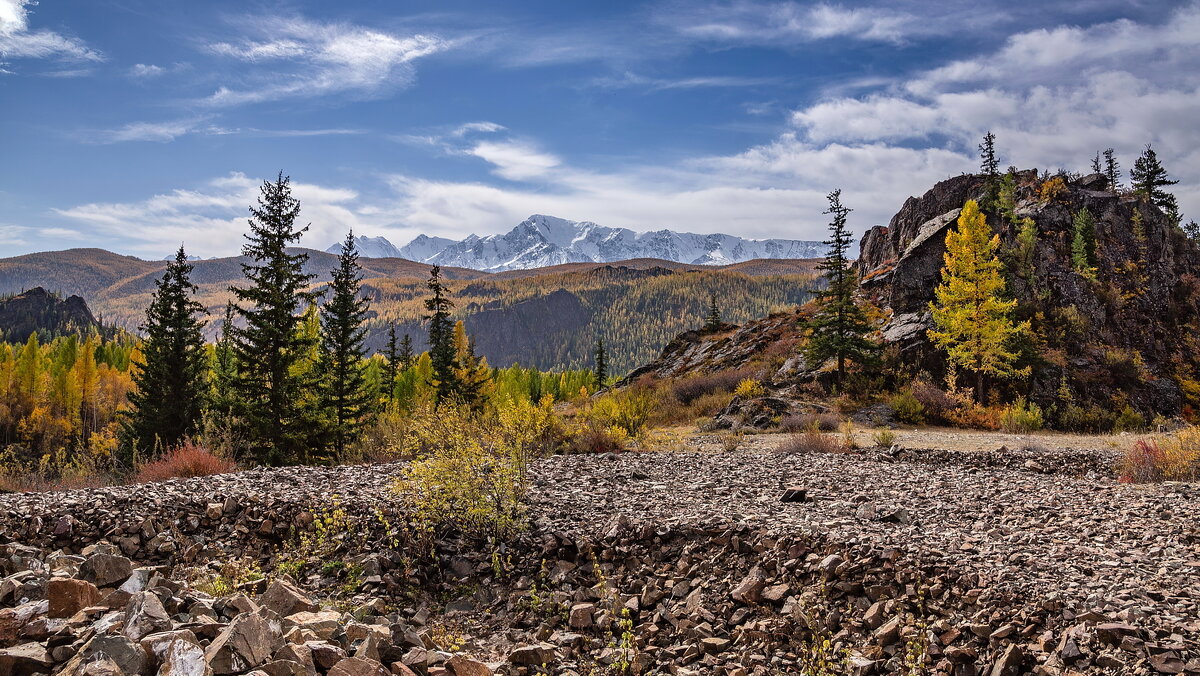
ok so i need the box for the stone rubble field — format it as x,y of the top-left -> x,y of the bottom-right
0,442 -> 1197,675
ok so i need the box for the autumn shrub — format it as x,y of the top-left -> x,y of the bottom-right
871,429 -> 897,447
1156,426 -> 1200,481
1112,405 -> 1146,433
734,378 -> 766,399
909,379 -> 960,421
776,429 -> 848,454
946,403 -> 1002,431
780,412 -> 841,433
1056,403 -> 1116,433
671,369 -> 752,404
135,442 -> 237,484
590,388 -> 656,437
567,424 -> 628,454
1118,439 -> 1165,483
999,398 -> 1044,433
889,390 -> 926,425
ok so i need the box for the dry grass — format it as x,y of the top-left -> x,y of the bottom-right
0,473 -> 108,494
1119,427 -> 1200,483
776,429 -> 850,455
780,412 -> 841,433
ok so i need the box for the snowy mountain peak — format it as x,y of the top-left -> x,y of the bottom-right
327,215 -> 826,271
325,235 -> 403,259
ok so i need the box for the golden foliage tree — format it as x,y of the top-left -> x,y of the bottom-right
928,200 -> 1030,400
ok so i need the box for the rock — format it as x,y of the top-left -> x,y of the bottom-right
286,611 -> 341,640
1150,652 -> 1185,674
780,487 -> 808,503
328,657 -> 390,676
259,580 -> 318,617
874,616 -> 901,646
205,611 -> 284,675
989,644 -> 1024,676
700,637 -> 730,653
273,644 -> 316,675
160,638 -> 213,676
306,641 -> 347,671
760,584 -> 789,603
0,642 -> 51,676
77,554 -> 133,588
446,656 -> 492,676
508,644 -> 554,666
568,603 -> 594,630
64,634 -> 147,676
730,566 -> 766,604
122,591 -> 173,640
817,554 -> 843,578
1095,622 -> 1139,645
47,578 -> 100,618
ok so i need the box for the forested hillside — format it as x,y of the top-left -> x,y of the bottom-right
0,249 -> 820,374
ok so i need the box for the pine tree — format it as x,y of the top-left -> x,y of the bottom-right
1090,152 -> 1102,174
1071,208 -> 1097,277
121,246 -> 208,462
424,265 -> 459,405
228,173 -> 321,466
1184,220 -> 1200,242
319,232 -> 375,459
210,303 -> 238,417
382,324 -> 399,401
703,294 -> 722,332
979,131 -> 999,177
805,189 -> 878,386
1103,148 -> 1121,194
928,200 -> 1030,400
1130,144 -> 1181,226
593,338 -> 608,387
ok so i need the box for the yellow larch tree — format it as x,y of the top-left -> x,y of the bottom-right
928,199 -> 1030,401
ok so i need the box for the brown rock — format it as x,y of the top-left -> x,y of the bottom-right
47,579 -> 100,618
508,644 -> 554,666
0,642 -> 51,676
446,656 -> 492,676
122,591 -> 173,640
159,638 -> 213,676
989,644 -> 1024,676
730,566 -> 766,604
329,657 -> 390,676
259,580 -> 318,617
306,641 -> 347,671
78,554 -> 133,588
568,603 -> 594,630
205,611 -> 284,675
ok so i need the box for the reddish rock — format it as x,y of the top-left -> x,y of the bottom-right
47,579 -> 100,619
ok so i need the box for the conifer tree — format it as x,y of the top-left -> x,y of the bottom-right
210,303 -> 238,417
452,321 -> 490,408
1071,208 -> 1098,277
593,338 -> 608,387
805,190 -> 878,386
1130,144 -> 1181,225
399,333 -> 414,368
382,324 -> 399,401
1184,220 -> 1200,242
121,246 -> 208,461
229,173 -> 321,466
1090,152 -> 1102,174
978,131 -> 1000,205
319,232 -> 375,459
928,200 -> 1030,400
703,294 -> 722,332
424,265 -> 459,404
1102,148 -> 1121,194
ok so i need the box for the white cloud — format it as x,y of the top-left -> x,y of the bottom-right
129,63 -> 164,78
665,1 -> 933,46
38,227 -> 80,238
94,118 -> 365,144
0,224 -> 28,247
468,140 -> 561,180
590,71 -> 780,91
202,16 -> 449,106
54,173 -> 377,258
0,0 -> 101,65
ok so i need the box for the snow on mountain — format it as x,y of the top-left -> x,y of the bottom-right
324,235 -> 403,259
327,215 -> 826,271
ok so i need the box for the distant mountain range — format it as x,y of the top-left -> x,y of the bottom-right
326,215 -> 826,271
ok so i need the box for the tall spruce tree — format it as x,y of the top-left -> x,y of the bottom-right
1090,152 -> 1102,174
382,323 -> 399,401
229,173 -> 321,466
399,333 -> 414,368
1102,148 -> 1121,193
424,265 -> 459,404
703,294 -> 722,332
319,231 -> 375,459
121,246 -> 208,461
593,338 -> 608,388
1130,144 -> 1181,226
805,190 -> 878,386
928,200 -> 1030,400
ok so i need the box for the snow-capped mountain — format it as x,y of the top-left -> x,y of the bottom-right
327,215 -> 826,271
324,235 -> 404,259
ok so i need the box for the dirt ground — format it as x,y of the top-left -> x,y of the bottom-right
645,424 -> 1155,454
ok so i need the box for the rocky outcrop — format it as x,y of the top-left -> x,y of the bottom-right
0,287 -> 98,342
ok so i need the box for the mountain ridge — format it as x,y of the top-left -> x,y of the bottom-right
327,214 -> 826,271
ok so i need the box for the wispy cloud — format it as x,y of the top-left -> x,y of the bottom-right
201,16 -> 450,106
662,1 -> 925,46
129,63 -> 164,78
590,71 -> 781,91
0,0 -> 102,68
94,117 -> 367,144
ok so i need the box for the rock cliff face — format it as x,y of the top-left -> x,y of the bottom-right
0,287 -> 99,342
858,170 -> 1200,414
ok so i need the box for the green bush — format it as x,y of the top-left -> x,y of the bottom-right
889,390 -> 926,425
1056,403 -> 1116,433
590,388 -> 656,437
999,398 -> 1044,433
1113,405 -> 1146,433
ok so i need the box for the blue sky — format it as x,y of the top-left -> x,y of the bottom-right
1,0 -> 1197,258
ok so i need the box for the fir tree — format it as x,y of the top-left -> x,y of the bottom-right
593,338 -> 608,387
928,200 -> 1030,400
1071,208 -> 1098,277
382,324 -> 399,401
1184,220 -> 1200,242
228,173 -> 321,466
424,265 -> 459,404
1090,152 -> 1102,174
703,293 -> 722,332
319,231 -> 375,459
1130,144 -> 1181,226
121,246 -> 208,462
979,131 -> 999,177
1103,148 -> 1121,194
399,333 -> 414,368
805,190 -> 878,386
